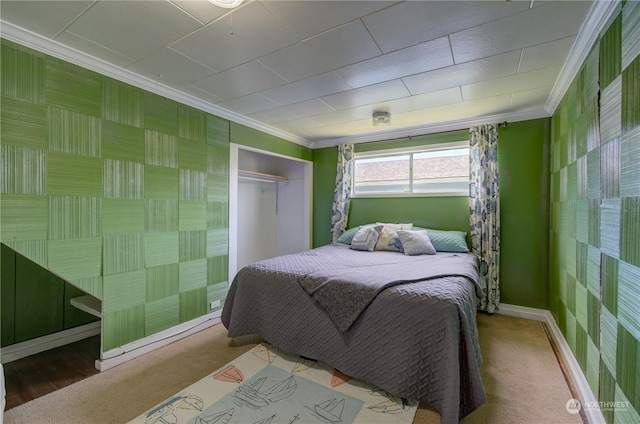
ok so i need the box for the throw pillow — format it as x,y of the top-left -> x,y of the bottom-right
397,229 -> 436,255
350,225 -> 383,251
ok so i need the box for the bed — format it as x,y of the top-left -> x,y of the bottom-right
222,242 -> 486,423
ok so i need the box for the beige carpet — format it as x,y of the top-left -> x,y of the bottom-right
4,314 -> 583,424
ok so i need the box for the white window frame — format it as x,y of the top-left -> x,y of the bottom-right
352,140 -> 469,198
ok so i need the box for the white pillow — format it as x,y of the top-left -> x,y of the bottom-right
374,223 -> 413,252
350,225 -> 383,252
397,229 -> 436,256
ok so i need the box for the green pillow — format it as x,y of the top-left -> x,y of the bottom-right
413,227 -> 469,252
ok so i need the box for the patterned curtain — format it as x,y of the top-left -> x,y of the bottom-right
469,124 -> 500,313
330,144 -> 354,243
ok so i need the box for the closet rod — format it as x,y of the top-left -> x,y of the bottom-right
238,170 -> 288,183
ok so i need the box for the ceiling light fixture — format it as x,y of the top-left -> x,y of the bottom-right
208,0 -> 243,8
372,111 -> 391,127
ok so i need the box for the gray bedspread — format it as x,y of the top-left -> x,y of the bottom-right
299,252 -> 483,332
222,244 -> 486,423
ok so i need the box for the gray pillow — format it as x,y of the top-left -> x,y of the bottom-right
350,225 -> 383,252
397,229 -> 436,256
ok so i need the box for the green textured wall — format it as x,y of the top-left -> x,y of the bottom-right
230,122 -> 312,161
0,39 -> 229,351
312,147 -> 339,247
499,119 -> 550,308
0,39 -> 307,353
312,122 -> 551,310
549,3 -> 640,422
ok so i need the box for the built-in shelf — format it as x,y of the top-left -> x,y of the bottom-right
238,170 -> 288,184
70,294 -> 102,319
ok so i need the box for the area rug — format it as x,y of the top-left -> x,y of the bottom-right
129,343 -> 418,424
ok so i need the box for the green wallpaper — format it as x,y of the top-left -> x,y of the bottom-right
0,39 -> 233,352
550,3 -> 640,422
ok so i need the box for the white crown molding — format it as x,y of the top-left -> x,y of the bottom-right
545,0 -> 621,115
310,107 -> 547,148
0,20 -> 312,149
2,0 -> 619,153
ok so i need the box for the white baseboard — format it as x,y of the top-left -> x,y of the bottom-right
495,303 -> 548,322
0,322 -> 101,364
96,310 -> 222,372
497,303 -> 606,424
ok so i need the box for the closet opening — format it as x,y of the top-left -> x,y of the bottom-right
229,144 -> 312,280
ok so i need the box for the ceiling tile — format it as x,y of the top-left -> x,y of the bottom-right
55,30 -> 137,68
310,86 -> 462,127
450,1 -> 592,63
169,0 -> 229,24
519,36 -> 576,73
0,1 -> 92,38
363,1 -> 529,54
262,1 -> 395,40
423,93 -> 514,122
259,72 -> 353,105
258,99 -> 336,123
310,104 -> 374,126
320,80 -> 410,111
382,87 -> 463,114
191,61 -> 287,100
64,1 -> 203,61
510,86 -> 553,110
276,117 -> 325,132
127,48 -> 216,88
246,111 -> 278,125
334,36 -> 454,88
258,20 -> 382,82
217,94 -> 281,115
403,50 -> 521,96
461,65 -> 561,101
179,86 -> 225,105
170,2 -> 298,73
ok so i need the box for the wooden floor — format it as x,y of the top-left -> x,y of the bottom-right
3,335 -> 100,411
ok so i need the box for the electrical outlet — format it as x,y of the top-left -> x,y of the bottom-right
210,300 -> 221,310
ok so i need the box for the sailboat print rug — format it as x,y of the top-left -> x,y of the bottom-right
130,343 -> 418,424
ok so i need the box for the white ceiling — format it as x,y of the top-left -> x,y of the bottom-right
0,0 -> 614,148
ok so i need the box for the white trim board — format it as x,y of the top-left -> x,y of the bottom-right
497,303 -> 606,424
0,322 -> 101,364
96,311 -> 222,372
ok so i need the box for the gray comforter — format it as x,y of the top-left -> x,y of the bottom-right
299,252 -> 483,333
222,244 -> 486,423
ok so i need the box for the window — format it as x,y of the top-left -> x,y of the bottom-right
353,142 -> 469,196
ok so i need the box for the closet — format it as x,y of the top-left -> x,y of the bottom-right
229,145 -> 312,278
